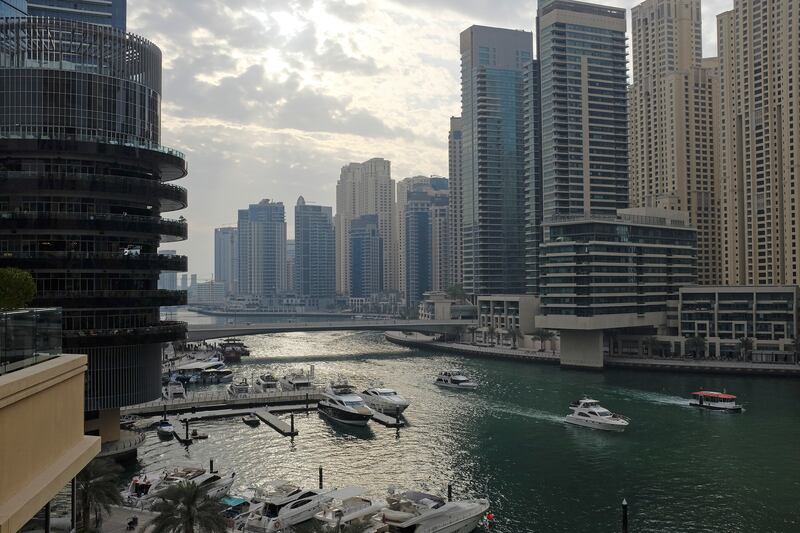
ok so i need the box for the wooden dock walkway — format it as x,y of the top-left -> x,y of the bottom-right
121,389 -> 323,417
371,410 -> 406,428
179,407 -> 300,436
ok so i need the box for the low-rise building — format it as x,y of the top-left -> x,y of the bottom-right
477,295 -> 541,349
418,291 -> 476,321
188,280 -> 226,308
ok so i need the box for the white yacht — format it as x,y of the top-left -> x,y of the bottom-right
162,380 -> 186,400
255,372 -> 280,391
227,378 -> 252,396
155,419 -> 174,439
434,370 -> 478,390
368,491 -> 490,533
201,368 -> 234,384
565,398 -> 630,432
244,487 -> 360,532
361,384 -> 410,415
280,369 -> 314,390
314,490 -> 384,530
319,378 -> 374,426
689,390 -> 743,412
123,465 -> 235,508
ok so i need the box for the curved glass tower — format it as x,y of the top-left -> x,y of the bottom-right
0,18 -> 188,411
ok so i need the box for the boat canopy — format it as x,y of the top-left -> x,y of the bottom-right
692,391 -> 736,399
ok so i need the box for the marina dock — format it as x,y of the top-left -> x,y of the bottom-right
121,389 -> 324,417
180,407 -> 299,436
371,410 -> 406,428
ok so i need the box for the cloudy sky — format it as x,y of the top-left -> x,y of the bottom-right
129,0 -> 732,278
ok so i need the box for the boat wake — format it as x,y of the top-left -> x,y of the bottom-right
489,403 -> 565,425
614,388 -> 690,408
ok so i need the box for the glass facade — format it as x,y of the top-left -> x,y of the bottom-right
295,197 -> 335,301
237,200 -> 287,299
350,214 -> 383,299
523,59 -> 542,294
0,0 -> 27,16
27,0 -> 126,31
0,307 -> 61,375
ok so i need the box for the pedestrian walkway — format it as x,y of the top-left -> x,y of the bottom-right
607,356 -> 800,376
385,332 -> 559,364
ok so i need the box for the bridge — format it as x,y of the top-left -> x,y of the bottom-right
186,319 -> 475,342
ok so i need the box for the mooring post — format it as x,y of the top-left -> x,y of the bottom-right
447,483 -> 452,502
290,413 -> 295,434
319,466 -> 323,489
162,404 -> 167,420
210,458 -> 215,473
622,498 -> 628,533
305,393 -> 309,413
184,419 -> 189,441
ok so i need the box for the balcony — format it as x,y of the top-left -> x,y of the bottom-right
0,252 -> 188,272
34,290 -> 187,309
62,320 -> 187,348
0,308 -> 62,376
0,212 -> 188,242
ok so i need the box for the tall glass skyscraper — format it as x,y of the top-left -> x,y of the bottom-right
459,25 -> 532,296
350,214 -> 383,299
214,226 -> 238,295
295,196 -> 335,304
237,200 -> 287,301
26,0 -> 126,30
537,0 -> 628,220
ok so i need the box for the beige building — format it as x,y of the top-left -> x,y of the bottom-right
335,158 -> 397,296
447,117 -> 463,289
717,1 -> 800,285
629,0 -> 720,284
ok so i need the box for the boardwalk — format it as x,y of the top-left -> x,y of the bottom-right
120,389 -> 324,417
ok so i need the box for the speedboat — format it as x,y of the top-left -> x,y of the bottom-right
319,378 -> 374,426
361,384 -> 410,415
243,413 -> 261,427
155,420 -> 174,439
434,370 -> 478,390
244,487 -> 360,532
565,398 -> 630,432
256,373 -> 280,391
162,380 -> 186,400
689,390 -> 743,412
280,369 -> 314,390
368,491 -> 490,533
227,378 -> 252,396
314,490 -> 384,530
123,465 -> 236,508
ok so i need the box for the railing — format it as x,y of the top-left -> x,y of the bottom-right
0,211 -> 188,239
98,430 -> 146,457
0,133 -> 185,160
35,289 -> 186,308
122,388 -> 325,413
0,252 -> 187,271
63,321 -> 187,347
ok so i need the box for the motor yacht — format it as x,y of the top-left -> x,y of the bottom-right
314,491 -> 384,530
280,368 -> 314,390
243,413 -> 261,427
565,398 -> 630,432
434,370 -> 478,390
155,420 -> 174,439
689,390 -> 743,412
319,378 -> 374,426
256,372 -> 280,391
361,384 -> 410,415
227,378 -> 252,396
201,368 -> 234,384
244,487 -> 360,532
221,495 -> 265,531
123,465 -> 235,508
218,338 -> 250,363
162,380 -> 186,400
367,491 -> 490,533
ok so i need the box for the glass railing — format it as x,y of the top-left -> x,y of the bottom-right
0,308 -> 62,376
0,132 -> 185,160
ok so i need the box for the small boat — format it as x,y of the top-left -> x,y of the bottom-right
162,380 -> 186,400
219,338 -> 250,363
361,383 -> 410,415
190,429 -> 209,440
367,490 -> 490,533
243,413 -> 261,427
565,398 -> 630,432
227,378 -> 252,396
314,491 -> 384,530
123,465 -> 236,509
201,368 -> 234,384
689,390 -> 743,412
256,372 -> 280,391
244,486 -> 360,532
155,420 -> 174,439
280,369 -> 314,391
319,377 -> 374,426
120,414 -> 138,430
434,370 -> 478,390
221,495 -> 265,531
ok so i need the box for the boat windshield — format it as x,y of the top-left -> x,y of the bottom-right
345,400 -> 366,407
380,391 -> 397,396
452,376 -> 469,383
595,409 -> 612,417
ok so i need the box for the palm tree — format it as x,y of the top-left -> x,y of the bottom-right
531,328 -> 556,354
684,335 -> 707,359
738,336 -> 754,362
148,481 -> 227,533
77,458 -> 122,531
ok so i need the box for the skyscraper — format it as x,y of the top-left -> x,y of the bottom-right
404,186 -> 449,308
350,214 -> 383,299
286,239 -> 295,293
537,0 -> 628,220
214,226 -> 238,295
334,158 -> 396,296
523,59 -> 542,295
460,25 -> 531,296
295,196 -> 335,303
237,200 -> 287,301
158,250 -> 178,291
629,0 -> 719,284
447,116 -> 463,289
26,0 -> 126,30
717,0 -> 800,285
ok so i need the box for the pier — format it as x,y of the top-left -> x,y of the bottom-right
120,389 -> 324,417
179,407 -> 299,436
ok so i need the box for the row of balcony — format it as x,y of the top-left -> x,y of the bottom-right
62,320 -> 187,348
34,289 -> 186,308
0,251 -> 187,272
0,212 -> 187,242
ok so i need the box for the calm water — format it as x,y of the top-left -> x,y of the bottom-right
136,314 -> 800,532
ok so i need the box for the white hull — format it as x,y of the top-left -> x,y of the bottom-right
565,415 -> 627,432
365,399 -> 410,414
689,400 -> 742,412
435,382 -> 478,390
318,407 -> 372,426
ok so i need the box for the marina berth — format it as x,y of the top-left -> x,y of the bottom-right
564,398 -> 630,432
689,390 -> 743,412
280,367 -> 315,390
244,486 -> 360,532
368,490 -> 490,533
314,491 -> 384,530
123,465 -> 235,509
256,372 -> 280,391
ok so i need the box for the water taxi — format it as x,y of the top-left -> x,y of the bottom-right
689,390 -> 743,412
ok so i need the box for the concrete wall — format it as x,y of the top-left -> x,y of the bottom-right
560,330 -> 604,368
0,355 -> 100,533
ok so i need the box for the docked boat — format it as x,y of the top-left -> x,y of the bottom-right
119,414 -> 138,430
361,384 -> 410,415
219,338 -> 250,363
244,487 -> 360,532
689,390 -> 743,412
434,370 -> 478,390
565,398 -> 630,432
162,380 -> 186,400
201,368 -> 234,384
227,378 -> 252,396
280,368 -> 314,390
368,491 -> 490,533
319,378 -> 374,426
314,491 -> 384,530
255,372 -> 280,391
243,413 -> 261,427
123,465 -> 236,508
155,420 -> 174,439
221,495 -> 264,531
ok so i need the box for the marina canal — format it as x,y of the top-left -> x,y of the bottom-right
136,313 -> 800,532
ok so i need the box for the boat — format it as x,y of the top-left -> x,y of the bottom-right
219,338 -> 250,363
565,398 -> 630,432
280,368 -> 314,390
689,390 -> 743,412
162,380 -> 186,400
227,378 -> 252,396
367,490 -> 490,533
221,495 -> 265,531
243,413 -> 261,427
318,377 -> 374,426
155,420 -> 174,439
190,429 -> 209,440
201,368 -> 234,384
314,491 -> 384,530
244,487 -> 360,532
255,372 -> 280,391
434,370 -> 478,390
123,465 -> 236,509
361,383 -> 410,415
120,414 -> 138,430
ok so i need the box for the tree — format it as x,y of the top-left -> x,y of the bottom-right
467,325 -> 477,345
0,268 -> 36,310
77,459 -> 123,531
738,336 -> 754,362
531,328 -> 556,353
148,481 -> 227,533
445,284 -> 466,302
684,335 -> 707,359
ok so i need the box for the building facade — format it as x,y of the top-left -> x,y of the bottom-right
0,0 -> 27,16
237,199 -> 287,301
26,0 -> 126,30
295,196 -> 335,303
537,0 -> 628,220
335,158 -> 396,296
0,19 -> 188,418
717,1 -> 800,286
447,116 -> 463,289
349,214 -> 383,299
214,226 -> 238,295
629,0 -> 720,284
460,25 -> 531,296
523,59 -> 543,294
157,249 -> 178,291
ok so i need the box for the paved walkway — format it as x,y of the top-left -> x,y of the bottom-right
607,356 -> 800,376
385,332 -> 560,364
102,506 -> 158,533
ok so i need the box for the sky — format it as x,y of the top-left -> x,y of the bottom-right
128,0 -> 732,279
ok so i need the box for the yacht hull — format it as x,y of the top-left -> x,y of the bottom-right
435,382 -> 478,390
365,399 -> 409,414
319,404 -> 372,426
689,401 -> 742,412
565,415 -> 627,432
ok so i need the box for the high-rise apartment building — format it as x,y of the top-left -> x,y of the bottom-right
629,0 -> 719,284
286,239 -> 295,293
335,158 -> 396,296
295,196 -> 335,303
214,226 -> 238,295
26,0 -> 126,30
523,59 -> 542,294
537,0 -> 628,220
403,180 -> 449,308
237,200 -> 287,300
158,250 -> 178,291
447,116 -> 464,289
350,214 -> 383,299
717,1 -> 800,285
460,26 -> 531,296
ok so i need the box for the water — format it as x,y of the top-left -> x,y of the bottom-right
136,314 -> 800,532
